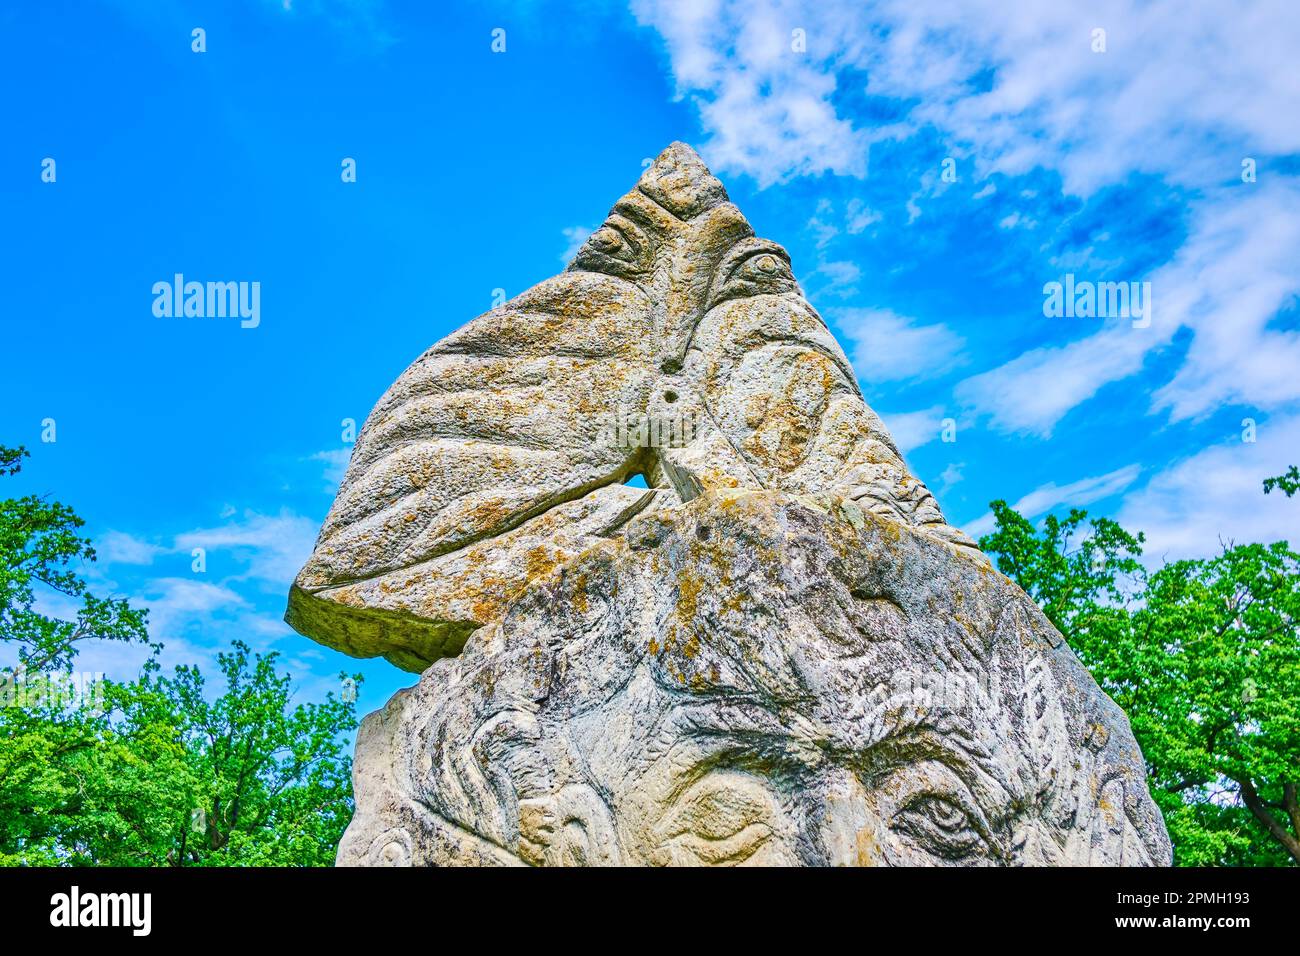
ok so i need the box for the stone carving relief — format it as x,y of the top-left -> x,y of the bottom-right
287,144 -> 1172,866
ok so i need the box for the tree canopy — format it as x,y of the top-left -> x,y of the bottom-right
980,487 -> 1300,866
0,445 -> 361,866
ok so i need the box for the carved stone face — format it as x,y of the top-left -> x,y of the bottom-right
287,143 -> 979,674
293,143 -> 1171,866
337,492 -> 1171,867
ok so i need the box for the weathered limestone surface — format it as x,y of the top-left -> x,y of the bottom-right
336,491 -> 1169,866
287,143 -> 1172,866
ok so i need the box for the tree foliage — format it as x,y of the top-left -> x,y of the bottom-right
980,497 -> 1300,866
0,445 -> 361,866
1264,465 -> 1300,499
0,445 -> 152,672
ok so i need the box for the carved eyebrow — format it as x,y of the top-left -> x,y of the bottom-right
611,196 -> 670,238
851,720 -> 1016,818
654,696 -> 1015,828
859,726 -> 988,784
661,697 -> 798,743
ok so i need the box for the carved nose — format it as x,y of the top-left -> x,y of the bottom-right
818,772 -> 886,866
645,239 -> 709,373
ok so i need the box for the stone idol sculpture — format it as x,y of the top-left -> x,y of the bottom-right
287,144 -> 1172,866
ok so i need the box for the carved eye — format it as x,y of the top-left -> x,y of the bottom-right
654,772 -> 779,866
572,214 -> 651,279
707,242 -> 799,308
737,251 -> 792,281
588,226 -> 632,261
892,794 -> 984,858
675,818 -> 773,866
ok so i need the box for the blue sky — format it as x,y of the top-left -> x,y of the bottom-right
3,0 -> 1299,714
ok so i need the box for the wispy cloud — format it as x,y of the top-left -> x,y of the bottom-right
635,0 -> 1300,194
878,405 -> 946,455
955,184 -> 1300,436
308,448 -> 351,491
80,509 -> 320,675
937,462 -> 964,495
174,510 -> 318,586
631,0 -> 871,186
844,198 -> 882,234
635,0 -> 1300,440
1116,414 -> 1300,562
140,577 -> 249,635
96,510 -> 317,588
812,260 -> 861,299
964,464 -> 1142,539
97,530 -> 165,565
832,307 -> 967,383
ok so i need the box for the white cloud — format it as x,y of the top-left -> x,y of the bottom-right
1116,414 -> 1300,562
832,307 -> 966,383
94,509 -> 318,589
998,211 -> 1035,230
108,577 -> 249,678
175,510 -> 318,586
964,464 -> 1142,538
813,260 -> 861,298
634,1 -> 1300,192
878,405 -> 946,454
97,530 -> 164,565
845,198 -> 882,234
956,184 -> 1300,435
937,461 -> 964,494
953,316 -> 1155,438
809,197 -> 882,243
141,576 -> 247,622
309,448 -> 351,490
1149,186 -> 1300,422
630,0 -> 872,186
8,507 -> 327,686
806,199 -> 840,248
634,0 -> 1300,434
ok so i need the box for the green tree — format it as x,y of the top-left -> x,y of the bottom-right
976,501 -> 1146,637
129,642 -> 361,866
0,442 -> 161,864
0,445 -> 361,866
1264,465 -> 1300,498
0,445 -> 153,671
980,501 -> 1300,866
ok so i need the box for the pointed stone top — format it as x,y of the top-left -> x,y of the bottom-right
636,142 -> 729,220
